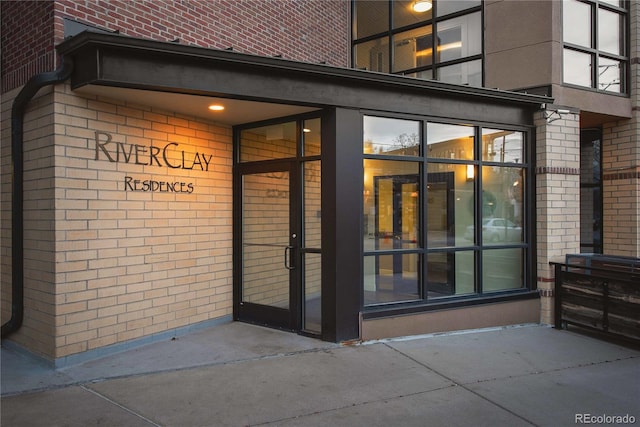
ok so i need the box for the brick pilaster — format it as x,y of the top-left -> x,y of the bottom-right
535,107 -> 581,324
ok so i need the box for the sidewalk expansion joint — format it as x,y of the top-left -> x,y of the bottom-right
383,343 -> 538,427
81,385 -> 162,427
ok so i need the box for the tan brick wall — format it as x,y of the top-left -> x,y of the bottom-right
56,84 -> 233,358
3,83 -> 234,360
535,109 -> 581,324
1,86 -> 59,357
600,0 -> 640,258
602,119 -> 640,257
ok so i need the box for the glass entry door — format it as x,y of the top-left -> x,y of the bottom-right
237,162 -> 300,330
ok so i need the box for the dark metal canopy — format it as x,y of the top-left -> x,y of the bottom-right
56,31 -> 548,126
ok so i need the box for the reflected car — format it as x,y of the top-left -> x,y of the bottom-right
464,218 -> 522,243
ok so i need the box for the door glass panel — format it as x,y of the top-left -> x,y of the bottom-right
303,160 -> 321,333
242,172 -> 290,308
304,161 -> 322,248
303,118 -> 321,156
240,122 -> 297,162
304,253 -> 322,333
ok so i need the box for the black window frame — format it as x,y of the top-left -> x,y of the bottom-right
562,0 -> 630,95
362,113 -> 535,316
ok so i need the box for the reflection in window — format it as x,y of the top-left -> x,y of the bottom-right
482,129 -> 524,163
563,0 -> 592,47
598,8 -> 622,55
563,49 -> 593,88
363,159 -> 420,250
240,121 -> 297,162
481,166 -> 524,245
354,0 -> 388,39
355,38 -> 390,73
364,116 -> 421,156
426,163 -> 474,248
303,118 -> 321,156
394,26 -> 434,72
427,122 -> 474,160
394,0 -> 432,28
352,0 -> 483,85
427,251 -> 474,297
482,248 -> 524,292
364,254 -> 420,304
437,0 -> 481,16
598,57 -> 622,93
438,13 -> 482,62
304,161 -> 322,248
438,59 -> 482,87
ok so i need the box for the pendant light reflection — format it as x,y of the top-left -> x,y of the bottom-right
412,0 -> 432,13
466,164 -> 475,182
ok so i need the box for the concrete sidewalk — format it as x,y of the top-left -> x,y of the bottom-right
2,323 -> 639,426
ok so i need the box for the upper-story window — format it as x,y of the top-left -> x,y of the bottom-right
352,0 -> 483,86
562,0 -> 629,94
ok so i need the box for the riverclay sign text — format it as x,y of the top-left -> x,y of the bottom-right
94,131 -> 213,171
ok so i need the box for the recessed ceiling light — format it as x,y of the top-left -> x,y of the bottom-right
208,104 -> 225,111
412,0 -> 432,13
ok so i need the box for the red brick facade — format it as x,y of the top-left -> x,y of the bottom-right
1,1 -> 56,93
2,0 -> 350,93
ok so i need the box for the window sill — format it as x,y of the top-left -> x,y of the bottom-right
362,290 -> 540,320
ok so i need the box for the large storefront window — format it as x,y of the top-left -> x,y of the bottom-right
363,115 -> 529,307
562,0 -> 629,93
353,0 -> 483,86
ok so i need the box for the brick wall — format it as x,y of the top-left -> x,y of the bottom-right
2,1 -> 350,94
54,0 -> 350,66
1,86 -> 60,356
600,0 -> 640,257
535,109 -> 581,324
59,84 -> 233,358
2,83 -> 234,360
602,120 -> 640,256
0,1 -> 56,93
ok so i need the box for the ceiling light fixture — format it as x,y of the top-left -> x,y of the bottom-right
412,0 -> 432,13
208,104 -> 225,111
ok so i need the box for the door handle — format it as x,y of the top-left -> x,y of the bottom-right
284,245 -> 295,270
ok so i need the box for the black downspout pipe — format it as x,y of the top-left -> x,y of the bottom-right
1,57 -> 74,338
